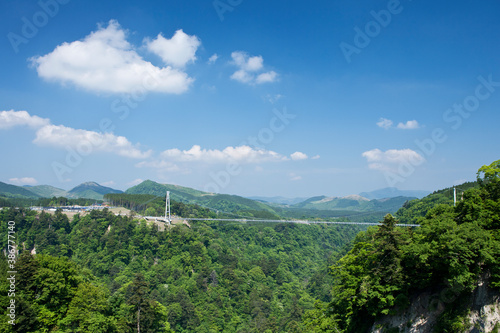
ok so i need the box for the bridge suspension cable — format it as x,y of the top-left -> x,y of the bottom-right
182,217 -> 420,227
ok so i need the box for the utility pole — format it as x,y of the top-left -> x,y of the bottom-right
454,187 -> 457,207
165,191 -> 171,225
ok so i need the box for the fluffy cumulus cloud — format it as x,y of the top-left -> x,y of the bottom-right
30,20 -> 196,94
377,118 -> 393,130
9,177 -> 37,185
34,124 -> 151,159
256,71 -> 278,84
397,120 -> 420,130
208,54 -> 218,64
145,29 -> 201,68
377,118 -> 420,130
230,51 -> 278,85
362,148 -> 424,172
0,110 -> 50,129
290,151 -> 308,161
0,110 -> 151,160
232,52 -> 263,71
160,145 -> 287,164
137,145 -> 313,174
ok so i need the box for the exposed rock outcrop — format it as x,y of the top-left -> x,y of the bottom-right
371,277 -> 500,332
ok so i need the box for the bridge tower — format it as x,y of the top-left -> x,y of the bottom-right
165,191 -> 171,225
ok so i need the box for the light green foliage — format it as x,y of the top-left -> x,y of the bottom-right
477,159 -> 500,183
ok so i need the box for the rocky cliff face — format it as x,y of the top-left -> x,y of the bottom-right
371,276 -> 500,333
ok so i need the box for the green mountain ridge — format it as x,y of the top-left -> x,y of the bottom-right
0,181 -> 40,199
68,181 -> 123,200
0,181 -> 123,201
23,184 -> 70,198
291,194 -> 416,213
0,179 -> 417,221
126,180 -> 276,214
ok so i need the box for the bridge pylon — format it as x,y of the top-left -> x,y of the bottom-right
165,191 -> 171,225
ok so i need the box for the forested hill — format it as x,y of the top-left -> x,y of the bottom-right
395,180 -> 478,224
306,160 -> 500,332
0,181 -> 40,199
125,180 -> 277,214
0,200 -> 361,332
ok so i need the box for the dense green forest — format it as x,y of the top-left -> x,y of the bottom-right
0,202 -> 360,332
307,160 -> 500,332
1,160 -> 498,332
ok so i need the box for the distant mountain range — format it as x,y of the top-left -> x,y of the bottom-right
0,179 -> 425,215
125,180 -> 276,213
23,185 -> 69,198
359,187 -> 430,200
290,195 -> 415,212
248,188 -> 429,206
0,181 -> 41,199
68,182 -> 123,200
0,181 -> 122,201
247,196 -> 309,205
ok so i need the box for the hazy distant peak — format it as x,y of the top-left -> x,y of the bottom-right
360,187 -> 430,200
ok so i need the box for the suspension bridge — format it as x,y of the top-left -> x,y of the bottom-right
142,192 -> 421,228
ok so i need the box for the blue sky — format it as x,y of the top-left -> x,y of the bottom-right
1,0 -> 499,197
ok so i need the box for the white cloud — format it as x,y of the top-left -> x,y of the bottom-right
0,110 -> 50,129
230,69 -> 254,84
34,124 -> 151,159
362,148 -> 424,172
9,177 -> 38,185
31,20 -> 194,94
231,51 -> 263,72
230,51 -> 278,85
312,155 -> 321,160
289,173 -> 302,181
208,54 -> 219,64
160,145 -> 287,164
1,111 -> 152,160
397,120 -> 420,130
377,118 -> 393,130
290,151 -> 308,161
145,29 -> 201,68
256,71 -> 278,84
